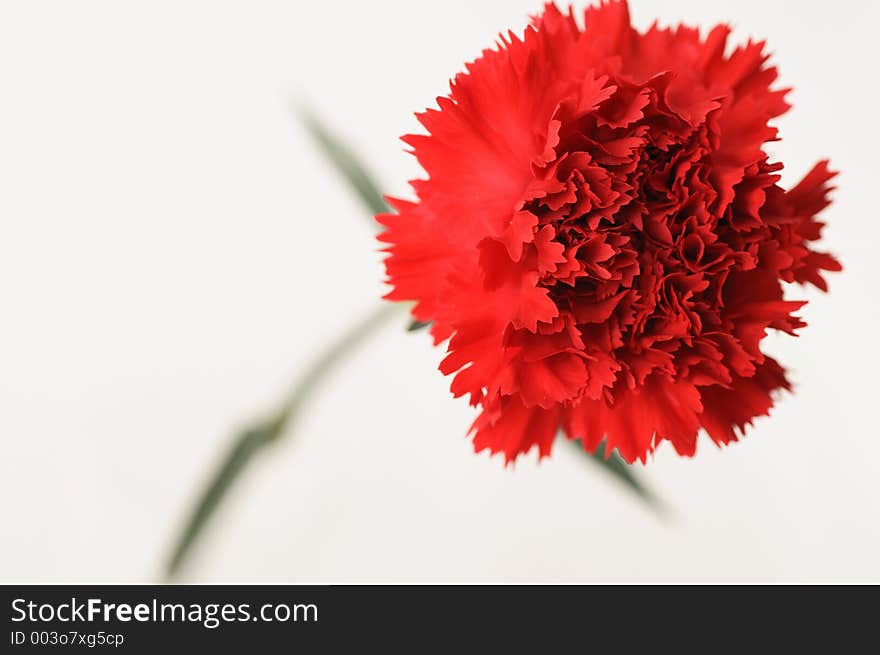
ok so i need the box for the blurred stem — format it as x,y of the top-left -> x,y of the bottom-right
296,103 -> 390,217
165,302 -> 405,579
577,440 -> 668,516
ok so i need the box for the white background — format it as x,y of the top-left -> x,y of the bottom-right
0,0 -> 877,583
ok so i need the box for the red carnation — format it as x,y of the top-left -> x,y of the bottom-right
378,0 -> 840,464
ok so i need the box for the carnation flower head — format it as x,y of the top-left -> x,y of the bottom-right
378,0 -> 840,464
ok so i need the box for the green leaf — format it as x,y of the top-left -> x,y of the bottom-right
297,105 -> 390,218
166,419 -> 281,577
406,319 -> 431,332
165,302 -> 405,579
574,439 -> 667,515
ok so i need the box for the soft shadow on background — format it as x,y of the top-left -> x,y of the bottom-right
0,0 -> 878,582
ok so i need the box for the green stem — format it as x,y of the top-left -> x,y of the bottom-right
296,103 -> 390,217
164,302 -> 405,579
577,440 -> 668,517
